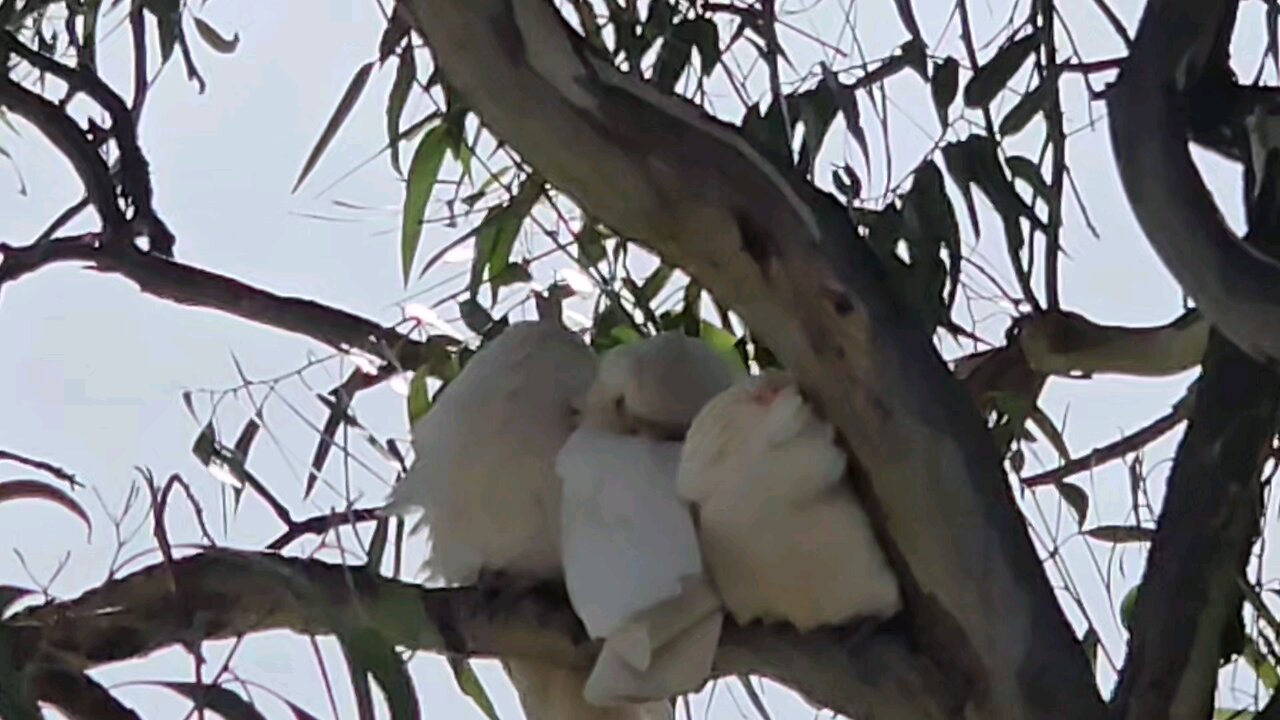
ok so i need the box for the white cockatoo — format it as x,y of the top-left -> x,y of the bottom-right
558,332 -> 736,707
387,291 -> 679,720
386,286 -> 595,584
677,371 -> 902,631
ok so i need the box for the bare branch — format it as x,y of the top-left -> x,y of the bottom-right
0,233 -> 456,372
0,449 -> 81,489
10,550 -> 954,720
1021,393 -> 1191,487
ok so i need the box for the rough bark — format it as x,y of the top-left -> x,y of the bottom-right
398,1 -> 1105,718
9,551 -> 953,720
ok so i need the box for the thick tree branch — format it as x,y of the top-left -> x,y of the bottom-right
0,233 -> 455,372
1110,333 -> 1279,720
398,1 -> 1105,717
1015,310 -> 1207,378
1106,0 -> 1280,364
9,551 -> 954,720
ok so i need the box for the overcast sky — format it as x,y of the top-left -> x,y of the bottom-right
1,0 -> 1273,717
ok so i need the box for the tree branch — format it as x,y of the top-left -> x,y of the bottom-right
1109,332 -> 1279,719
9,550 -> 955,720
0,233 -> 456,373
398,1 -> 1105,717
1106,0 -> 1280,364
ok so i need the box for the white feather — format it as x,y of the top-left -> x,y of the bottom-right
678,371 -> 903,631
559,333 -> 733,707
386,318 -> 596,583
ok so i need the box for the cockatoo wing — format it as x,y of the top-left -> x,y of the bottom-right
604,577 -> 722,671
505,660 -> 674,720
679,372 -> 903,630
387,319 -> 596,583
585,606 -> 723,706
558,426 -> 704,638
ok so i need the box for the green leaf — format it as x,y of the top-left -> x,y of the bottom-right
1080,627 -> 1099,670
448,658 -> 500,720
0,479 -> 91,539
699,322 -> 747,373
998,82 -> 1052,137
1120,584 -> 1140,631
1005,155 -> 1052,206
1242,637 -> 1280,690
576,223 -> 607,265
294,59 -> 377,193
930,57 -> 959,126
1054,482 -> 1089,528
143,0 -> 182,62
653,28 -> 693,92
963,31 -> 1041,108
458,298 -> 496,334
469,176 -> 543,297
386,45 -> 417,177
401,124 -> 451,284
153,682 -> 268,720
680,18 -> 721,76
336,625 -> 421,720
1084,525 -> 1155,544
407,367 -> 432,425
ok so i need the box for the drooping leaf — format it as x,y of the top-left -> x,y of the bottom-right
1055,482 -> 1089,528
821,64 -> 870,174
680,18 -> 721,76
406,366 -> 432,425
891,0 -> 926,52
386,45 -> 417,177
576,222 -> 607,266
447,658 -> 500,720
1119,584 -> 1140,630
930,57 -> 960,126
1005,155 -> 1052,206
192,16 -> 239,54
0,479 -> 91,539
653,27 -> 693,93
401,124 -> 451,284
469,176 -> 543,297
1084,525 -> 1155,544
963,31 -> 1041,108
998,82 -> 1052,137
294,60 -> 377,193
153,682 -> 268,720
336,625 -> 420,720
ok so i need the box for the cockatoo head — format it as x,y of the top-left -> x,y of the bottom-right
583,332 -> 736,439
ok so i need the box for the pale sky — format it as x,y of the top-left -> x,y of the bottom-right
1,0 -> 1273,717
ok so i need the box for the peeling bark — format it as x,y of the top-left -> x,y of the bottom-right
398,1 -> 1105,717
10,551 -> 954,720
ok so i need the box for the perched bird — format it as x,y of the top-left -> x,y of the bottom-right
387,286 -> 637,720
558,332 -> 735,708
386,285 -> 595,584
677,371 -> 902,631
